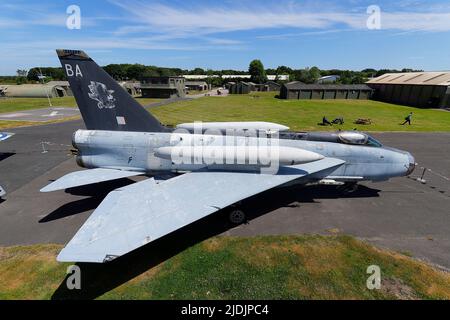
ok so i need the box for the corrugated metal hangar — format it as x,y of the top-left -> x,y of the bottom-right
280,82 -> 373,100
0,83 -> 72,98
228,81 -> 281,94
366,72 -> 450,108
229,82 -> 255,94
254,81 -> 281,92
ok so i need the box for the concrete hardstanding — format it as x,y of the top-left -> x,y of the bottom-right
0,121 -> 449,268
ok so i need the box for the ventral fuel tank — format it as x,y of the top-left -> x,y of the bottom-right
154,146 -> 324,166
176,122 -> 290,134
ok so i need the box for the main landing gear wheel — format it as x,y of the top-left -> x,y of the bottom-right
338,183 -> 359,194
229,209 -> 247,225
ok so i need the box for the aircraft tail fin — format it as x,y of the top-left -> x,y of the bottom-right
56,49 -> 165,132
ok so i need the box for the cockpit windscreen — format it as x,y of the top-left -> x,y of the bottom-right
338,132 -> 382,147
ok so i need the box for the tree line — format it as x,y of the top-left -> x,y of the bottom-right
264,65 -> 423,85
5,62 -> 423,86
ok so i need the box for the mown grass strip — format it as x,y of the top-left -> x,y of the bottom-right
1,236 -> 449,300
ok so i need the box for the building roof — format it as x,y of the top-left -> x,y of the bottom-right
185,81 -> 208,86
283,81 -> 303,87
267,75 -> 289,81
283,82 -> 372,91
0,84 -> 62,97
366,72 -> 450,86
182,74 -> 288,81
254,81 -> 281,87
0,84 -> 62,90
46,81 -> 70,86
222,75 -> 251,79
319,75 -> 340,81
141,76 -> 184,79
183,75 -> 220,79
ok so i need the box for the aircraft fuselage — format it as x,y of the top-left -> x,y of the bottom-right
72,130 -> 415,183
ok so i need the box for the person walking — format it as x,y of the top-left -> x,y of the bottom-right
322,116 -> 332,126
402,112 -> 413,125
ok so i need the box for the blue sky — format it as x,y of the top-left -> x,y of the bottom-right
1,0 -> 450,75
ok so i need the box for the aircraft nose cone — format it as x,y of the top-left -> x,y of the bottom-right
405,153 -> 416,176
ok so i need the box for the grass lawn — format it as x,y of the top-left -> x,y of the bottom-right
0,97 -> 162,130
151,92 -> 450,132
1,94 -> 449,132
0,97 -> 78,113
0,235 -> 449,300
0,120 -> 37,130
0,96 -> 163,114
135,97 -> 165,106
0,97 -> 81,130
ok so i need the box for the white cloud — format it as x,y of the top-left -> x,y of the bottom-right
1,0 -> 450,74
1,37 -> 227,52
0,18 -> 24,28
0,34 -> 245,74
109,0 -> 450,35
110,2 -> 361,34
204,38 -> 243,45
0,12 -> 107,29
381,12 -> 450,31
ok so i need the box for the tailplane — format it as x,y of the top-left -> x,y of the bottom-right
57,49 -> 165,132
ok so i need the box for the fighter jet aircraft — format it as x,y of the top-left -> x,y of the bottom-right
41,50 -> 415,263
0,132 -> 14,197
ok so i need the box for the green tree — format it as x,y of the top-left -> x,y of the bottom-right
27,68 -> 41,82
158,68 -> 176,77
277,66 -> 293,74
308,66 -> 321,83
249,59 -> 267,84
191,67 -> 205,75
142,67 -> 159,78
16,69 -> 28,77
27,67 -> 65,82
103,64 -> 129,80
126,64 -> 147,80
293,67 -> 321,84
16,77 -> 27,85
44,67 -> 65,80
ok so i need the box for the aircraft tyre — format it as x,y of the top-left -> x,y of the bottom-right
229,209 -> 247,225
338,182 -> 359,194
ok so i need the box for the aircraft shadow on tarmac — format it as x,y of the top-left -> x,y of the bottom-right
0,152 -> 15,162
0,153 -> 15,205
39,178 -> 137,223
50,182 -> 380,300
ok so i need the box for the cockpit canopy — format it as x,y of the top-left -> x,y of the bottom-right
280,131 -> 383,147
338,132 -> 382,147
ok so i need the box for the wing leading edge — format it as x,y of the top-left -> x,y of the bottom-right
58,158 -> 345,263
0,132 -> 14,142
41,168 -> 144,193
1,133 -> 14,197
